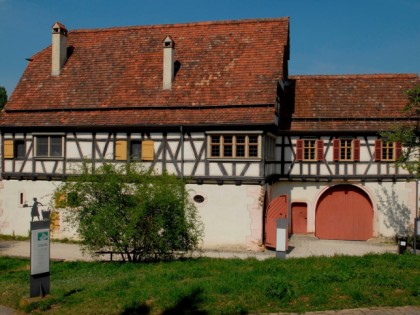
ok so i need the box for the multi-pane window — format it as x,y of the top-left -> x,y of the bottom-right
130,140 -> 141,160
382,141 -> 394,161
333,138 -> 360,161
303,140 -> 316,160
210,136 -> 221,157
15,140 -> 26,159
209,134 -> 261,158
223,135 -> 233,157
249,135 -> 259,157
236,135 -> 245,157
4,139 -> 26,159
115,139 -> 154,161
296,139 -> 324,161
340,139 -> 352,160
35,136 -> 63,158
374,140 -> 402,161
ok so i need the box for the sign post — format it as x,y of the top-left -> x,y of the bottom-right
275,218 -> 288,259
30,220 -> 50,298
414,217 -> 420,255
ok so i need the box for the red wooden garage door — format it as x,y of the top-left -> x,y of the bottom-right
264,195 -> 288,248
316,185 -> 373,241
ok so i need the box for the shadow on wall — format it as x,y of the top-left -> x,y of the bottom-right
376,185 -> 410,237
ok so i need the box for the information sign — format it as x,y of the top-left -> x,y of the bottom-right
30,220 -> 50,298
31,229 -> 50,275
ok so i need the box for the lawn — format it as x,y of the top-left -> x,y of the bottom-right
0,254 -> 419,314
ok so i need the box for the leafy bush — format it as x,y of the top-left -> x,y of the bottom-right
55,163 -> 203,262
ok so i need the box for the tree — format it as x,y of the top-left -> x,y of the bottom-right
381,85 -> 420,176
54,163 -> 203,262
0,86 -> 7,110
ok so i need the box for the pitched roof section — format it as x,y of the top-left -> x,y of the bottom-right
5,18 -> 289,127
0,106 -> 276,128
283,74 -> 420,131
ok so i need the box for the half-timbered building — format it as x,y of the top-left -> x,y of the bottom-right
0,18 -> 418,250
264,74 -> 419,246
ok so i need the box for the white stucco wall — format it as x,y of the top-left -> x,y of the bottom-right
187,183 -> 264,250
0,180 -> 77,237
0,179 -> 264,250
270,180 -> 418,238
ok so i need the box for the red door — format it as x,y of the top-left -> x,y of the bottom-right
292,202 -> 307,234
316,185 -> 373,241
264,195 -> 288,248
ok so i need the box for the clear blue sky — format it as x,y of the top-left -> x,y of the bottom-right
0,0 -> 419,97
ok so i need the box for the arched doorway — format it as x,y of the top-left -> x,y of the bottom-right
264,195 -> 288,248
316,185 -> 373,241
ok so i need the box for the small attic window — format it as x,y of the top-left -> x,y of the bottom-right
164,41 -> 171,47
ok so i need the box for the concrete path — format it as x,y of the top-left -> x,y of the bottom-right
0,235 -> 400,262
273,306 -> 420,314
0,234 -> 401,262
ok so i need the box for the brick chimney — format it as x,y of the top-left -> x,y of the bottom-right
51,22 -> 68,76
163,36 -> 174,90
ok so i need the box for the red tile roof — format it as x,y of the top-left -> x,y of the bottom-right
284,74 -> 420,131
0,106 -> 276,128
2,18 -> 290,128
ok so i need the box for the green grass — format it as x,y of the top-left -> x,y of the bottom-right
0,233 -> 29,241
0,234 -> 80,244
0,254 -> 419,314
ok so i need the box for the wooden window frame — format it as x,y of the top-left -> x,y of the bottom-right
130,140 -> 142,161
374,140 -> 402,161
333,138 -> 360,162
115,139 -> 154,161
304,139 -> 316,161
34,135 -> 64,159
208,134 -> 261,159
15,140 -> 26,159
296,139 -> 324,161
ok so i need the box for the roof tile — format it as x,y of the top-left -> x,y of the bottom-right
5,18 -> 289,125
287,74 -> 420,131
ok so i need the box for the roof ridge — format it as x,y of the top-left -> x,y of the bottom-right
4,103 -> 276,113
70,17 -> 289,34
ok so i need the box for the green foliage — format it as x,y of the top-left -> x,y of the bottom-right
381,85 -> 420,177
0,86 -> 7,110
404,84 -> 420,115
55,163 -> 203,262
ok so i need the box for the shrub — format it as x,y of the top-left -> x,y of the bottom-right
54,163 -> 203,262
